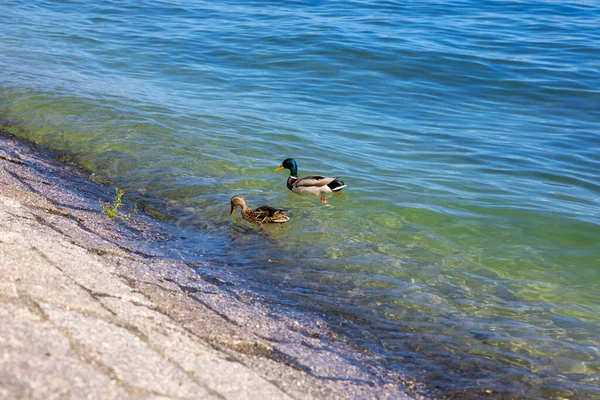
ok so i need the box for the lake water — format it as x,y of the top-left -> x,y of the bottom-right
1,0 -> 599,397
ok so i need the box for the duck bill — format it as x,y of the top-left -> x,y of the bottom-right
230,205 -> 236,215
274,165 -> 284,172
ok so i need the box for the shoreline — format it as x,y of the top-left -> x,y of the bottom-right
0,129 -> 426,399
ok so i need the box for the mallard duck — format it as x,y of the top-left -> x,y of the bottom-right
230,195 -> 289,225
274,158 -> 346,204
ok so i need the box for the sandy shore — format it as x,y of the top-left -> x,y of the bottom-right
0,130 -> 425,400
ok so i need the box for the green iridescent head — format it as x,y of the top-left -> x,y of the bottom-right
274,158 -> 298,177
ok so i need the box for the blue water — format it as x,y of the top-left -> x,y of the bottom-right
1,0 -> 599,397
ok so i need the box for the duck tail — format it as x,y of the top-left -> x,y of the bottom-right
328,179 -> 346,192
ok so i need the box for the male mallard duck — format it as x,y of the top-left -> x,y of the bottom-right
274,158 -> 346,204
230,195 -> 289,225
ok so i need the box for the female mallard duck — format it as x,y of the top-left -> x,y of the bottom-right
274,158 -> 346,204
230,195 -> 289,225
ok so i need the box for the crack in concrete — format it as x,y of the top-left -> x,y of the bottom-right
29,246 -> 120,319
23,242 -> 229,399
15,267 -> 214,400
0,154 -> 25,165
31,300 -> 142,398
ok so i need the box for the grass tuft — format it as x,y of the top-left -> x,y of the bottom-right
99,187 -> 137,220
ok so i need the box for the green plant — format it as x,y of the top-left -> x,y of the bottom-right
99,188 -> 137,220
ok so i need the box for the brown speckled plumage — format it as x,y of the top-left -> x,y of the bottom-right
230,195 -> 289,225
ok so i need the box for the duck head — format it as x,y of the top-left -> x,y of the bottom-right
274,158 -> 298,177
230,195 -> 247,215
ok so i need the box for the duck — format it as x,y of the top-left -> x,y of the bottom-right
274,158 -> 346,204
230,195 -> 289,226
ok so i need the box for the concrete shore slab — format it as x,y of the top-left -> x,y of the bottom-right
0,132 -> 424,400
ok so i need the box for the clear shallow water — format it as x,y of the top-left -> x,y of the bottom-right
1,0 -> 599,397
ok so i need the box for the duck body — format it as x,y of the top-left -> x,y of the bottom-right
285,175 -> 346,195
230,195 -> 289,225
275,158 -> 346,204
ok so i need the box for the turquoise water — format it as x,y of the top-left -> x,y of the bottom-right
1,0 -> 599,397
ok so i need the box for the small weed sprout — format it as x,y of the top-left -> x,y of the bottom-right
99,188 -> 137,220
